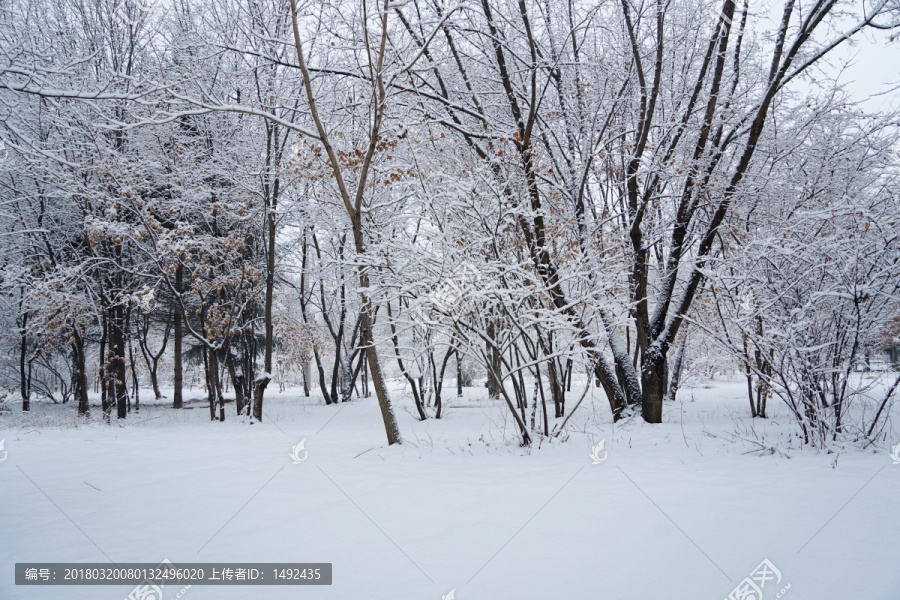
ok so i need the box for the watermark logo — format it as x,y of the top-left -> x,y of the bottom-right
725,559 -> 788,600
412,261 -> 481,331
442,589 -> 456,600
125,559 -> 186,600
127,580 -> 164,600
114,0 -> 155,26
890,443 -> 900,465
290,440 -> 308,464
589,439 -> 607,465
0,438 -> 7,463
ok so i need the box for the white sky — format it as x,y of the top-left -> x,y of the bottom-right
833,28 -> 900,114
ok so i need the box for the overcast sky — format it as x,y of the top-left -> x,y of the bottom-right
834,28 -> 899,114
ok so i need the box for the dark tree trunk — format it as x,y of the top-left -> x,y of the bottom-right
361,349 -> 369,398
345,348 -> 367,402
434,347 -> 455,419
253,126 -> 281,422
547,359 -> 565,418
540,373 -> 550,436
743,337 -> 757,417
173,265 -> 184,409
640,351 -> 668,424
147,361 -> 162,401
486,320 -> 501,399
71,329 -> 89,416
299,231 -> 313,399
456,349 -> 463,397
127,308 -> 140,413
512,346 -> 527,410
205,347 -> 217,421
313,349 -> 332,404
213,350 -> 225,422
19,310 -> 30,411
99,314 -> 108,413
138,313 -> 170,402
329,343 -> 342,405
108,302 -> 129,420
226,351 -> 246,415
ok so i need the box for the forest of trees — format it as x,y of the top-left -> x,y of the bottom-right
1,0 -> 898,448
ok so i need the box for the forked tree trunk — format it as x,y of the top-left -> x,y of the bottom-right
289,0 -> 402,444
313,349 -> 332,404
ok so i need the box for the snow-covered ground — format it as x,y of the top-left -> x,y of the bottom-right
2,379 -> 899,599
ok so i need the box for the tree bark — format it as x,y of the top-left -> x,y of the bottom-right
107,302 -> 128,419
71,329 -> 89,416
173,264 -> 184,409
456,348 -> 463,397
486,319 -> 501,399
19,309 -> 30,411
361,303 -> 402,444
205,348 -> 217,421
640,350 -> 667,424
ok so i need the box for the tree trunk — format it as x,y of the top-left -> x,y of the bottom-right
361,349 -> 369,398
665,336 -> 687,404
147,360 -> 162,401
205,348 -> 217,421
71,329 -> 89,416
173,264 -> 184,409
640,350 -> 667,424
360,298 -> 401,444
456,349 -> 463,397
434,347 -> 455,419
547,358 -> 565,418
226,351 -> 246,415
127,310 -> 140,413
108,302 -> 128,419
313,349 -> 332,404
329,342 -> 342,406
289,0 -> 400,444
387,300 -> 427,420
19,310 -> 30,411
253,179 -> 277,422
302,360 -> 311,397
486,320 -> 501,399
99,314 -> 108,413
214,351 -> 225,422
